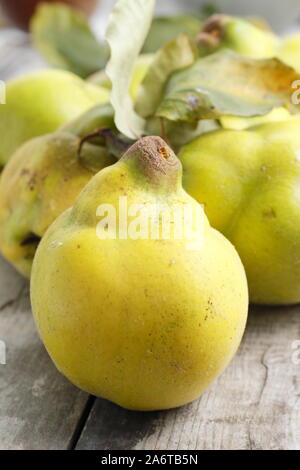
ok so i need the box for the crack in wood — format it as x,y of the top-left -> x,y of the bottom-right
68,395 -> 96,450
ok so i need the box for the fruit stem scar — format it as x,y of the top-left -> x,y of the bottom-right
159,147 -> 170,160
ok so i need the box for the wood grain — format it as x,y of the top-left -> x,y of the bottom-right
77,305 -> 300,450
0,256 -> 88,450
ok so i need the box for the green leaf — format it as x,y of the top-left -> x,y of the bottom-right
64,103 -> 116,138
146,117 -> 219,151
31,3 -> 109,78
157,50 -> 300,122
135,34 -> 197,119
142,15 -> 202,53
105,0 -> 155,139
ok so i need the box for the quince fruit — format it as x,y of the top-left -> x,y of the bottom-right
179,120 -> 300,305
0,69 -> 109,168
198,14 -> 279,59
0,104 -> 116,277
31,136 -> 248,411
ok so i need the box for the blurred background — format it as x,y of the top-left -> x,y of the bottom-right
0,0 -> 300,80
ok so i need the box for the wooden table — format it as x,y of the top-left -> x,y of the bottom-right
1,254 -> 299,450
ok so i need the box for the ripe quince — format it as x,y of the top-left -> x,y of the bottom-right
179,120 -> 300,305
0,69 -> 109,167
31,136 -> 248,410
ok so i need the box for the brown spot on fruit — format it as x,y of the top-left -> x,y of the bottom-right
263,208 -> 277,218
158,147 -> 169,160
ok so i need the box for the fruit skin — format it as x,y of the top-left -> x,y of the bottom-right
0,104 -> 116,277
31,136 -> 248,411
0,0 -> 97,30
220,107 -> 292,131
198,15 -> 300,74
0,69 -> 109,168
88,54 -> 154,101
279,34 -> 300,72
179,120 -> 300,305
198,15 -> 279,59
129,54 -> 154,101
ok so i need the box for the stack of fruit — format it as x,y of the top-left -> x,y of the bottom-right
1,0 -> 300,411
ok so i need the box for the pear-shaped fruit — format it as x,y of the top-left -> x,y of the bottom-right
31,136 -> 248,411
129,54 -> 154,101
179,120 -> 300,305
279,34 -> 300,72
0,104 -> 116,277
0,69 -> 109,168
88,53 -> 154,101
220,107 -> 292,131
198,14 -> 279,59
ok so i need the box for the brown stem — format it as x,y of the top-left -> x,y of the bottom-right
78,128 -> 134,160
121,136 -> 181,193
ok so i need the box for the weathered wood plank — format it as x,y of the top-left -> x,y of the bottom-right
0,256 -> 88,450
77,305 -> 300,450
